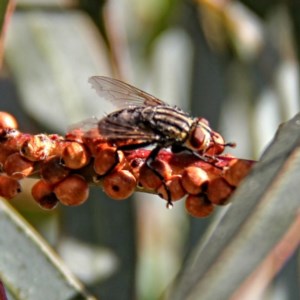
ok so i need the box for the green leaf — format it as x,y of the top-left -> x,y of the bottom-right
0,199 -> 95,300
169,113 -> 300,299
5,10 -> 113,132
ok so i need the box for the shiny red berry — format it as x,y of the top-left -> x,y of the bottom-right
54,175 -> 89,206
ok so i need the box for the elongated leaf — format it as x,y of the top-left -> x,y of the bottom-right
0,0 -> 15,68
0,199 -> 95,300
5,10 -> 113,131
169,112 -> 300,299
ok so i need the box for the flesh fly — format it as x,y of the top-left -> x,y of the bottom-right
87,76 -> 233,207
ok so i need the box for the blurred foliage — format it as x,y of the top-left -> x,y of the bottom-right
1,0 -> 300,299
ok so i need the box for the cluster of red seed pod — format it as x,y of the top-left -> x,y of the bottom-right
0,111 -> 254,218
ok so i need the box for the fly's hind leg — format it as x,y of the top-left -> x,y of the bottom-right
118,143 -> 172,207
145,146 -> 173,209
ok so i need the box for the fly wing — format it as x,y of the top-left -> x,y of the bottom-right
98,113 -> 161,142
68,117 -> 98,132
89,76 -> 167,109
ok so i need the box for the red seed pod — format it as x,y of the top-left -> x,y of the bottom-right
185,194 -> 214,218
207,176 -> 234,205
54,174 -> 89,206
139,159 -> 172,190
3,152 -> 34,179
40,157 -> 70,184
103,169 -> 136,200
20,134 -> 54,161
0,112 -> 18,129
31,180 -> 58,210
0,175 -> 21,199
94,145 -> 125,176
181,166 -> 209,195
157,175 -> 186,201
222,159 -> 254,187
62,142 -> 90,169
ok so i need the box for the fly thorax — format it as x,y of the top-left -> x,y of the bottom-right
140,106 -> 155,121
141,106 -> 192,140
113,107 -> 143,125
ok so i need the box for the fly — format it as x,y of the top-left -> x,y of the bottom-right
88,76 -> 233,207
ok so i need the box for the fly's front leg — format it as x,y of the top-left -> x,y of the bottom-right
116,142 -> 173,207
145,146 -> 173,208
171,144 -> 220,167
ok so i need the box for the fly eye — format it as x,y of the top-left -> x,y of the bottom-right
189,127 -> 207,150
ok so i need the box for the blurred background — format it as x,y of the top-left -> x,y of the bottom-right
1,0 -> 300,299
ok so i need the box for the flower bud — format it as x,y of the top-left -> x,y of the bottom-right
40,157 -> 69,184
0,175 -> 21,199
185,194 -> 214,218
20,134 -> 54,161
129,157 -> 144,179
181,166 -> 209,195
103,170 -> 136,200
65,128 -> 85,143
62,142 -> 90,169
157,175 -> 186,201
222,159 -> 253,187
3,152 -> 34,179
31,180 -> 58,210
0,112 -> 18,129
94,146 -> 125,176
207,177 -> 233,205
82,131 -> 106,155
0,146 -> 13,166
54,175 -> 89,206
1,130 -> 29,152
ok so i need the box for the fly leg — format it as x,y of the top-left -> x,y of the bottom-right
145,146 -> 173,209
171,144 -> 222,169
93,150 -> 121,182
104,150 -> 121,175
119,143 -> 172,207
